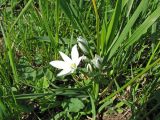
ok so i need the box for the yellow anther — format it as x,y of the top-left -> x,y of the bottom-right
70,63 -> 77,69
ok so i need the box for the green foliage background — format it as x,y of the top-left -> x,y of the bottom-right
0,0 -> 160,119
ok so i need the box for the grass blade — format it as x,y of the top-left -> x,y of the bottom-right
124,5 -> 160,49
99,58 -> 160,112
107,0 -> 149,59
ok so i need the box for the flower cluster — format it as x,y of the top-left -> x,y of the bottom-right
50,36 -> 103,77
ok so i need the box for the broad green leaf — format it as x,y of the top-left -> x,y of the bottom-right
62,98 -> 84,112
0,100 -> 7,119
42,76 -> 49,89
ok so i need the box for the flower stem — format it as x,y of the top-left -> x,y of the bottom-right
94,81 -> 99,101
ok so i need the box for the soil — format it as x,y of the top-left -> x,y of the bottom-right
103,109 -> 132,120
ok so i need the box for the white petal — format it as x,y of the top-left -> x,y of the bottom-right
75,56 -> 82,66
50,61 -> 69,69
59,51 -> 72,63
71,44 -> 79,63
57,69 -> 71,76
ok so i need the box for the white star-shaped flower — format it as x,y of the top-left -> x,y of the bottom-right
50,45 -> 82,76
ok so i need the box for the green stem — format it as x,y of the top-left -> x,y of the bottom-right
94,81 -> 99,101
55,0 -> 60,59
146,41 -> 160,67
89,93 -> 96,120
90,77 -> 100,120
92,0 -> 100,54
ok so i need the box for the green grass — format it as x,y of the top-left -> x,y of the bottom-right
0,0 -> 160,119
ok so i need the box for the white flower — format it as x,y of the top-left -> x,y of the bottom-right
50,45 -> 82,76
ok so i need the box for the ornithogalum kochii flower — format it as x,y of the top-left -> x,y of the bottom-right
50,45 -> 82,76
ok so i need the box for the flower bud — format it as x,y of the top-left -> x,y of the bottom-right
77,36 -> 89,54
87,63 -> 93,72
91,54 -> 103,69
